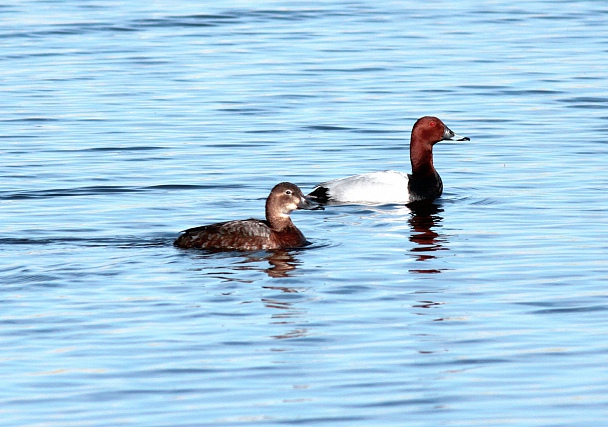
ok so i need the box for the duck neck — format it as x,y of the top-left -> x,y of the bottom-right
408,143 -> 443,201
266,205 -> 293,231
410,144 -> 436,176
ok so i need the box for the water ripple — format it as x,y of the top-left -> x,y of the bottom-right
0,184 -> 244,200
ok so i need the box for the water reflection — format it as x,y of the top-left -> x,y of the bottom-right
265,250 -> 301,278
236,250 -> 301,278
262,295 -> 309,340
193,250 -> 310,339
407,201 -> 448,274
241,253 -> 312,341
259,251 -> 311,340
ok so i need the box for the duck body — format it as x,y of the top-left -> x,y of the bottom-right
309,170 -> 411,204
174,182 -> 316,251
174,219 -> 306,251
308,116 -> 468,205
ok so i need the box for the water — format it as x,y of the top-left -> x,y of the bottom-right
1,0 -> 608,425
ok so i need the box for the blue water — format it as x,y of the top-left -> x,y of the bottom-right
2,1 -> 608,426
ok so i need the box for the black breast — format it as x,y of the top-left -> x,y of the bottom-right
407,172 -> 443,202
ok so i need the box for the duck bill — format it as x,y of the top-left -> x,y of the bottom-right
298,195 -> 323,210
443,126 -> 470,141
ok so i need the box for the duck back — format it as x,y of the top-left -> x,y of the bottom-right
174,219 -> 274,250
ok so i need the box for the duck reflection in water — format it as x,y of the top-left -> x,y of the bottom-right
225,251 -> 311,340
257,251 -> 310,340
407,200 -> 448,274
235,249 -> 301,279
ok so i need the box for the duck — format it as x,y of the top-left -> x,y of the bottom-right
307,116 -> 470,204
174,182 -> 318,251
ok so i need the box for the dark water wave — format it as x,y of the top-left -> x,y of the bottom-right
1,9 -> 340,40
531,305 -> 608,315
133,10 -> 328,31
304,125 -> 354,131
0,236 -> 332,254
0,236 -> 172,248
79,146 -> 168,152
0,184 -> 242,200
0,117 -> 61,122
560,96 -> 608,109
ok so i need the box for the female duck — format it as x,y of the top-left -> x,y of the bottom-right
307,116 -> 469,204
174,182 -> 317,251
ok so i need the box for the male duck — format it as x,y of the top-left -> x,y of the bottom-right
174,182 -> 317,251
307,116 -> 469,204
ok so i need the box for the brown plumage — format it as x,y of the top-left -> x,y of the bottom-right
174,182 -> 318,251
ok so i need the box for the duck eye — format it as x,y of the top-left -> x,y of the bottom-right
429,121 -> 436,127
285,190 -> 292,195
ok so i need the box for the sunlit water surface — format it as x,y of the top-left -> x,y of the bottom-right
1,0 -> 608,426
